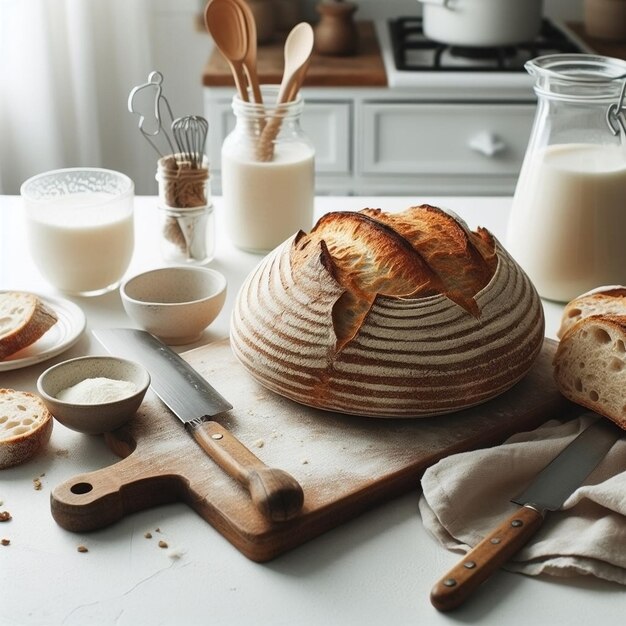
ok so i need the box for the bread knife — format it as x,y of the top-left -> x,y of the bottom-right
93,328 -> 304,522
430,414 -> 622,611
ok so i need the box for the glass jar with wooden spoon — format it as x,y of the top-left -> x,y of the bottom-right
221,85 -> 315,253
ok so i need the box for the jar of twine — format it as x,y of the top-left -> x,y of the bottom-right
156,155 -> 214,265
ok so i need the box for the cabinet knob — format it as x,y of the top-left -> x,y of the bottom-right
468,132 -> 506,157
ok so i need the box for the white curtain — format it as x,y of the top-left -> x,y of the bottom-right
0,0 -> 155,194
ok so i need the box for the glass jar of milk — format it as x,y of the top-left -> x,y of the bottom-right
221,85 -> 315,253
21,168 -> 134,296
507,54 -> 626,302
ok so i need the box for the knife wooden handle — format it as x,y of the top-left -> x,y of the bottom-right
430,505 -> 544,612
189,420 -> 304,522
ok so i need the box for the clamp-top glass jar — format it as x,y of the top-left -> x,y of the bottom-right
221,85 -> 315,253
506,54 -> 626,302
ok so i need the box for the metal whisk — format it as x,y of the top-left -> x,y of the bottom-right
172,116 -> 209,169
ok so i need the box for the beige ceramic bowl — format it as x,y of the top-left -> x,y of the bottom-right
37,356 -> 150,434
120,266 -> 227,345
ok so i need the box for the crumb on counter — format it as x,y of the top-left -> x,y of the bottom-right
167,548 -> 184,560
77,545 -> 88,553
144,532 -> 152,539
0,511 -> 11,522
1,538 -> 10,546
33,478 -> 42,491
254,438 -> 265,448
158,540 -> 168,549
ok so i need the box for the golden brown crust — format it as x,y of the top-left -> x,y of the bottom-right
291,206 -> 498,348
292,211 -> 446,349
361,205 -> 496,315
0,292 -> 58,360
0,388 -> 53,469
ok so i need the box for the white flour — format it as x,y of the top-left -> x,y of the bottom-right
57,377 -> 137,404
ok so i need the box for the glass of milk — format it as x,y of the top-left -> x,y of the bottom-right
221,85 -> 315,253
507,54 -> 626,302
21,168 -> 134,296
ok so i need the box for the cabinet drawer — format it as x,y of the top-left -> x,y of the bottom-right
301,101 -> 351,174
359,102 -> 535,176
206,95 -> 351,174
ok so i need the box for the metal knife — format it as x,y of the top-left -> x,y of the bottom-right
93,328 -> 304,522
430,414 -> 622,611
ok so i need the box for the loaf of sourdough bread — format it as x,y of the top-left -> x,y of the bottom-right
0,292 -> 58,360
0,389 -> 53,469
230,205 -> 545,418
554,287 -> 626,429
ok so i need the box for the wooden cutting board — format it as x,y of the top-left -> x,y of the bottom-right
51,338 -> 578,562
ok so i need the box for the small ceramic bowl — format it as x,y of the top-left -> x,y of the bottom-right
37,356 -> 150,435
120,266 -> 227,345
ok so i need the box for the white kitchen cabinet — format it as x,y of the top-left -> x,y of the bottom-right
358,101 -> 535,195
204,86 -> 536,196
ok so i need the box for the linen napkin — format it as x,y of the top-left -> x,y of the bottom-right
418,413 -> 626,585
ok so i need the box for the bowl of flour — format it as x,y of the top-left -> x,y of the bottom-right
37,356 -> 150,434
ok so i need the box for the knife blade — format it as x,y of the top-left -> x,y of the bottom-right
430,414 -> 622,611
93,328 -> 304,522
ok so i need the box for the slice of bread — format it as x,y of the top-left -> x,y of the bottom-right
0,292 -> 58,360
557,286 -> 626,339
554,315 -> 626,430
0,389 -> 53,469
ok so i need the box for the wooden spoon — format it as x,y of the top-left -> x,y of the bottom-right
204,0 -> 250,102
256,23 -> 314,161
277,22 -> 315,105
232,0 -> 263,105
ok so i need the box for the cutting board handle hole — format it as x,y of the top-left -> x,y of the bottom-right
70,482 -> 94,495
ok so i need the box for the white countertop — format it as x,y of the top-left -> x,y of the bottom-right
1,195 -> 624,626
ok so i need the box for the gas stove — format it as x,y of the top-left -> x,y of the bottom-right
375,17 -> 591,98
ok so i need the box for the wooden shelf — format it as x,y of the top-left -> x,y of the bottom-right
202,20 -> 387,88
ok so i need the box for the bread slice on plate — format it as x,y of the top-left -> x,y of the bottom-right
554,315 -> 626,430
0,389 -> 53,469
0,291 -> 58,360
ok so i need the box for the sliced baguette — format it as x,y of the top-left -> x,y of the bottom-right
0,389 -> 53,469
0,291 -> 58,360
557,286 -> 626,339
554,315 -> 626,429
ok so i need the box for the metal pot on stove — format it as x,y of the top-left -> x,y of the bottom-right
417,0 -> 543,47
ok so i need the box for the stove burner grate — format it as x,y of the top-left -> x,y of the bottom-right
390,17 -> 584,72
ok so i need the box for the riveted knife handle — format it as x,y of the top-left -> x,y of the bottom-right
430,505 -> 544,612
188,419 -> 304,522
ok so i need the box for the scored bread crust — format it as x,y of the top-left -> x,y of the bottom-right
554,315 -> 626,430
231,205 -> 545,418
0,388 -> 53,469
292,211 -> 444,350
0,292 -> 58,360
360,205 -> 496,316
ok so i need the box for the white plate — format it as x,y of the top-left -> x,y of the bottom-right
0,292 -> 86,371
